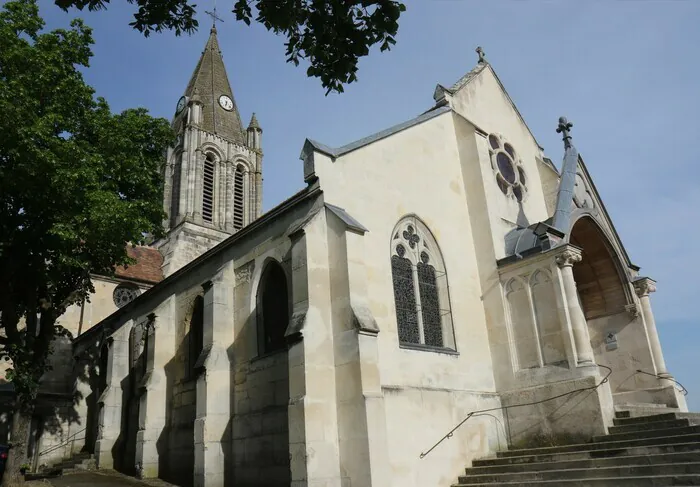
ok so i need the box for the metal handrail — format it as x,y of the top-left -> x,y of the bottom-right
636,369 -> 688,396
419,364 -> 612,459
37,427 -> 87,458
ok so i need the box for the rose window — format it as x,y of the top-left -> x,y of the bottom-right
488,134 -> 527,202
113,283 -> 140,308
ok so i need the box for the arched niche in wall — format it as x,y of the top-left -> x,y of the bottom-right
505,277 -> 539,370
256,260 -> 290,356
530,270 -> 566,365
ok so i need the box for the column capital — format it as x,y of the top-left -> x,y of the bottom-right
554,246 -> 583,268
634,277 -> 657,297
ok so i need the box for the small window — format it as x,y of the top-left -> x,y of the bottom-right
113,283 -> 140,308
390,216 -> 455,351
256,261 -> 289,355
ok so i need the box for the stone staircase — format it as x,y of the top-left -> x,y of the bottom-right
38,451 -> 96,474
455,410 -> 700,486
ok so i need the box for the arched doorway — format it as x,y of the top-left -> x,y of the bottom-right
569,217 -> 628,319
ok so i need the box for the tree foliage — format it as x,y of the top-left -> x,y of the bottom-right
0,1 -> 172,480
54,0 -> 407,94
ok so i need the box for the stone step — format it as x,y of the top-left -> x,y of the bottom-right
497,433 -> 700,458
474,441 -> 700,467
467,451 -> 700,474
615,405 -> 679,418
613,412 -> 700,426
594,425 -> 700,443
453,474 -> 700,486
459,461 -> 700,484
609,418 -> 691,434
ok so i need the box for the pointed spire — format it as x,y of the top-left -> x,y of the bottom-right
248,112 -> 261,131
179,26 -> 246,145
551,116 -> 580,233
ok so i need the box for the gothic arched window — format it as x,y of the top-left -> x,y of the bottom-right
256,261 -> 289,355
188,296 -> 204,376
202,154 -> 216,223
390,216 -> 455,350
233,164 -> 245,230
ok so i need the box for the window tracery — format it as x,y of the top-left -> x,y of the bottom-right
113,283 -> 140,308
488,133 -> 527,202
390,216 -> 455,350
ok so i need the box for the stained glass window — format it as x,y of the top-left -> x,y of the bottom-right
390,217 -> 455,350
257,261 -> 289,355
497,153 -> 516,184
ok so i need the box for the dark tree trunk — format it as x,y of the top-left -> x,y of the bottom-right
4,405 -> 33,487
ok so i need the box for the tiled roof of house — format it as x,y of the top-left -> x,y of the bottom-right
115,245 -> 164,284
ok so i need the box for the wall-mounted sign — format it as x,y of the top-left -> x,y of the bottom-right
605,332 -> 618,351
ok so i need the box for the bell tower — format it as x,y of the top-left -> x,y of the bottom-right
157,26 -> 263,277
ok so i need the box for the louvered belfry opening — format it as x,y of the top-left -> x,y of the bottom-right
202,154 -> 215,223
233,165 -> 245,230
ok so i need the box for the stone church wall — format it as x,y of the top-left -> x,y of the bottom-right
231,352 -> 290,485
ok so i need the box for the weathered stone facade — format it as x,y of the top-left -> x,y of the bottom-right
14,42 -> 687,487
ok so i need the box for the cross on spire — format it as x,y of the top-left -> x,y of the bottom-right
204,0 -> 224,30
556,116 -> 573,149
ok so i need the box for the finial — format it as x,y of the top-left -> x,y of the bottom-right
476,46 -> 486,64
556,116 -> 573,149
205,0 -> 224,30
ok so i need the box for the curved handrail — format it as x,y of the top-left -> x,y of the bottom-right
636,369 -> 688,396
419,364 -> 612,459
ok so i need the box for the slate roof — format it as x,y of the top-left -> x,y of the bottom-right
114,245 -> 164,284
179,27 -> 246,145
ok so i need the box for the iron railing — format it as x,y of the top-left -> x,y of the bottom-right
419,364 -> 612,459
636,369 -> 688,396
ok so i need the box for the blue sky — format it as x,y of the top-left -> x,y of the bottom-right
32,1 -> 700,408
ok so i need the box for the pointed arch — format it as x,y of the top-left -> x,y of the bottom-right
389,215 -> 455,350
256,260 -> 290,355
569,216 -> 631,319
170,151 -> 183,227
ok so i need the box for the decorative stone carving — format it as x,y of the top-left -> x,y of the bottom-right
633,278 -> 657,297
555,249 -> 582,268
235,260 -> 255,285
625,303 -> 641,318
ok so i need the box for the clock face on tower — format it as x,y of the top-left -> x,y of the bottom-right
218,95 -> 234,111
175,96 -> 186,115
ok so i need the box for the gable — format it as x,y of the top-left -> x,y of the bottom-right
442,64 -> 543,158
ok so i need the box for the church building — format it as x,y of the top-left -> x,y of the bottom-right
21,27 -> 686,487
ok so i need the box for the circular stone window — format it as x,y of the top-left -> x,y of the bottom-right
113,283 -> 140,308
488,134 -> 527,202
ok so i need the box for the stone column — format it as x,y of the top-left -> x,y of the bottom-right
94,328 -> 130,470
633,278 -> 668,376
287,213 -> 343,487
194,266 -> 234,487
135,299 -> 177,479
555,248 -> 595,365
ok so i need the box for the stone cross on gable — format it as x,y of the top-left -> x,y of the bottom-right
556,116 -> 573,149
476,46 -> 486,64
